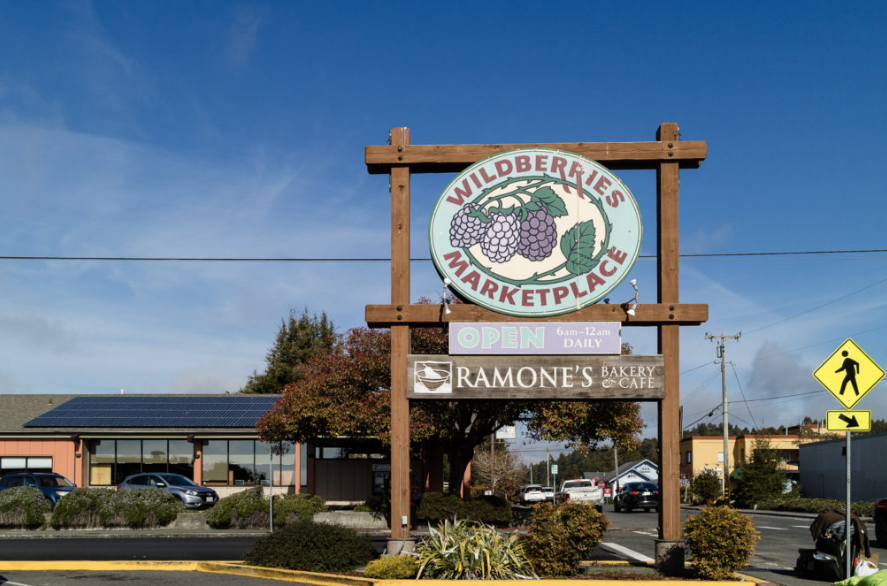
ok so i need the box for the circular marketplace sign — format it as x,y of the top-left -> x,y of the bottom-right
429,148 -> 642,317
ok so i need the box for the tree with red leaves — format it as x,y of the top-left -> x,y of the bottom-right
257,326 -> 643,494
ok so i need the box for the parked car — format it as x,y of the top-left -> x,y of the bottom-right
542,486 -> 555,502
518,484 -> 546,504
117,473 -> 218,509
0,472 -> 76,508
555,479 -> 605,511
613,481 -> 659,513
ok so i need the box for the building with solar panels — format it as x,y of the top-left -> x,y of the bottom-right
0,394 -> 400,502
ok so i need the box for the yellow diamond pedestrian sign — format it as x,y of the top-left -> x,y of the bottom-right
813,339 -> 885,409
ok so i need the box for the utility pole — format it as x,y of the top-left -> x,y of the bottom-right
613,443 -> 620,499
546,448 -> 550,487
706,332 -> 741,498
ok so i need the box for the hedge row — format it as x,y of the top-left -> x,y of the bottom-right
50,488 -> 183,528
754,496 -> 875,518
204,486 -> 328,528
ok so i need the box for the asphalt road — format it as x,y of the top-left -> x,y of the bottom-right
598,505 -> 885,586
0,536 -> 260,561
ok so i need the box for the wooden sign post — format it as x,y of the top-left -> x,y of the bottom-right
365,124 -> 707,567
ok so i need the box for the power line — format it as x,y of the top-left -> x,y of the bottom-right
743,274 -> 887,336
730,361 -> 759,431
1,248 -> 887,263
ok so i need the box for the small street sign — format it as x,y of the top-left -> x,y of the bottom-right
551,464 -> 558,475
813,339 -> 885,409
826,410 -> 872,433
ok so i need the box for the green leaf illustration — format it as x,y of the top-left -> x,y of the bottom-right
560,220 -> 598,276
531,186 -> 568,217
467,207 -> 492,223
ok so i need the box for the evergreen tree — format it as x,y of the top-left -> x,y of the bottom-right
732,436 -> 786,507
240,308 -> 339,394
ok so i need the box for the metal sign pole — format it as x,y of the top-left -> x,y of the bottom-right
846,431 -> 852,579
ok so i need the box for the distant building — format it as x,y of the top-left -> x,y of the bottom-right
679,431 -> 838,490
0,394 -> 408,504
799,431 -> 887,502
589,459 -> 659,494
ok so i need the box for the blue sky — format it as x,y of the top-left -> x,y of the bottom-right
1,1 -> 886,454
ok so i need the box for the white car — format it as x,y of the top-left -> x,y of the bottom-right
519,484 -> 546,504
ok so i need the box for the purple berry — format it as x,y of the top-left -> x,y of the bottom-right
449,203 -> 486,248
518,209 -> 558,261
480,213 -> 520,263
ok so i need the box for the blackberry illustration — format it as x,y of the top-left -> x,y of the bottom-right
518,209 -> 557,261
480,213 -> 520,263
449,203 -> 487,248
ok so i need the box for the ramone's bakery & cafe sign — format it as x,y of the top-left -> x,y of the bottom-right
409,148 -> 664,400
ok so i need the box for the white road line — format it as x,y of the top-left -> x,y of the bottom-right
600,542 -> 655,563
633,530 -> 658,536
792,525 -> 810,528
757,526 -> 788,530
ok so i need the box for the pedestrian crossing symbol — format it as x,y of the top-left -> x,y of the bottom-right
813,339 -> 885,409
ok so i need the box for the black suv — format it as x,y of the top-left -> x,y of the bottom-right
613,481 -> 659,513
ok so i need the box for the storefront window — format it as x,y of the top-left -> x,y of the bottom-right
142,439 -> 167,474
199,440 -> 296,486
90,440 -> 115,485
201,440 -> 228,485
116,440 -> 141,484
168,440 -> 192,476
229,440 -> 257,485
0,456 -> 51,474
87,439 -> 196,485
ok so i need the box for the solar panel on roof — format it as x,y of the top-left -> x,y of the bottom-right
23,396 -> 279,428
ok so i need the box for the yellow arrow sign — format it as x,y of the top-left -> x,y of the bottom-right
826,410 -> 871,432
813,339 -> 885,409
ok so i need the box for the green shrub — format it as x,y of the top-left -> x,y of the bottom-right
100,489 -> 182,527
50,488 -> 182,528
0,487 -> 51,527
364,555 -> 418,579
416,492 -> 513,526
50,488 -> 109,528
414,518 -> 536,580
416,492 -> 465,524
755,496 -> 874,518
463,495 -> 513,527
522,501 -> 610,576
205,486 -> 269,528
691,471 -> 723,503
682,505 -> 759,580
272,493 -> 327,525
243,519 -> 374,572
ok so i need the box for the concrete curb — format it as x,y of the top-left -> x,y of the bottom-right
0,560 -> 778,585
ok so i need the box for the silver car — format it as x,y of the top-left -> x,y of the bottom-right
118,473 -> 218,509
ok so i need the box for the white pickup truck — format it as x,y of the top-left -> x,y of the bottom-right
555,479 -> 605,511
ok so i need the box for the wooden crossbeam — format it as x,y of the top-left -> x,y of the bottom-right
365,303 -> 708,327
366,140 -> 707,173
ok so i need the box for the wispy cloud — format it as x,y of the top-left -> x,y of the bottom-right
0,121 -> 392,395
683,224 -> 734,255
227,7 -> 264,69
